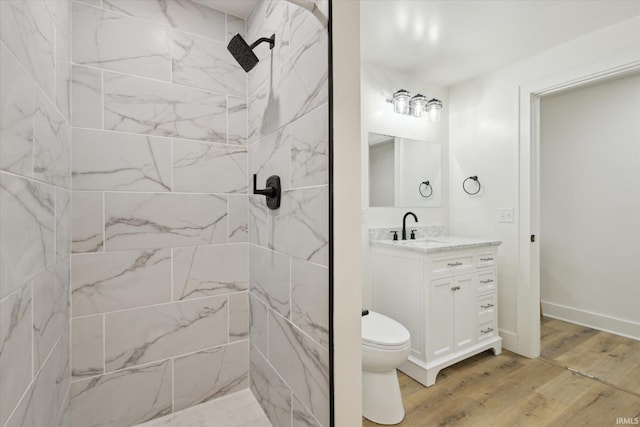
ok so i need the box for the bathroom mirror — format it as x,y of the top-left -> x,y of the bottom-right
368,132 -> 442,207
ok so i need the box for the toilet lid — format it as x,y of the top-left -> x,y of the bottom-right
362,311 -> 410,348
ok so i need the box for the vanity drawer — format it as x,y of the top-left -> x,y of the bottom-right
430,254 -> 473,276
477,294 -> 496,315
478,318 -> 497,341
477,251 -> 496,268
477,270 -> 496,293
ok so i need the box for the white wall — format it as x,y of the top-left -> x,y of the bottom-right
540,73 -> 640,339
449,17 -> 640,353
361,62 -> 449,308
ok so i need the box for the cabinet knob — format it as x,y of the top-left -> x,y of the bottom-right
480,279 -> 494,284
480,257 -> 494,262
447,262 -> 463,267
480,303 -> 494,309
450,286 -> 460,291
480,327 -> 494,334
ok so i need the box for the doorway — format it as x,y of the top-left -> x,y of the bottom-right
536,71 -> 640,394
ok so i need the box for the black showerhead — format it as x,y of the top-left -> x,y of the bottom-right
227,33 -> 275,73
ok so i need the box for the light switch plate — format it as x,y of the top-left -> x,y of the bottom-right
498,208 -> 514,223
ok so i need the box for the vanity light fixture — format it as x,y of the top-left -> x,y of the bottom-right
391,89 -> 411,115
427,98 -> 443,122
390,89 -> 443,123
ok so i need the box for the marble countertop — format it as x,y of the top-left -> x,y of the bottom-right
371,235 -> 502,253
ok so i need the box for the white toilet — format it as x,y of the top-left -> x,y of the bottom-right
362,310 -> 411,425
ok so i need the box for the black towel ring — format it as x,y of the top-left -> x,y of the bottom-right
463,176 -> 481,195
419,181 -> 433,198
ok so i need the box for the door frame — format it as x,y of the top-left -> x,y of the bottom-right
517,53 -> 640,358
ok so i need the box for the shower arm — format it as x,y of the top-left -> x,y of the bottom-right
249,36 -> 275,51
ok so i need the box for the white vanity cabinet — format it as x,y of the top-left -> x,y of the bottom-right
372,241 -> 502,387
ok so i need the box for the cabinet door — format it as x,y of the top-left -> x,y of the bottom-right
429,277 -> 455,360
453,274 -> 476,352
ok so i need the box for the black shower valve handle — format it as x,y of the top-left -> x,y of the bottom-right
253,174 -> 281,210
253,174 -> 275,198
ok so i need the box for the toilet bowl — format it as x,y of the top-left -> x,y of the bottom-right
362,311 -> 411,425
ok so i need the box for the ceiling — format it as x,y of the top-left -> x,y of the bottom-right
361,0 -> 640,86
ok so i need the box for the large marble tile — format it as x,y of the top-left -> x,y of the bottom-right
268,312 -> 329,427
276,29 -> 328,132
10,330 -> 71,427
72,129 -> 172,192
34,89 -> 71,188
102,0 -> 225,42
172,30 -> 245,97
71,191 -> 104,254
226,14 -> 246,43
289,0 -> 327,55
56,58 -> 72,123
292,394 -> 321,427
228,96 -> 248,146
56,188 -> 71,261
0,0 -> 55,100
33,260 -> 70,373
250,126 -> 291,191
137,388 -> 271,427
104,295 -> 228,371
291,259 -> 328,349
248,30 -> 327,143
32,330 -> 70,427
71,65 -> 102,129
0,172 -> 55,298
104,192 -> 228,250
48,0 -> 71,63
103,72 -> 227,143
71,359 -> 172,427
72,2 -> 171,81
249,194 -> 268,247
250,344 -> 292,427
250,245 -> 290,318
72,248 -> 172,316
52,0 -> 71,119
269,187 -> 328,266
249,292 -> 268,356
291,105 -> 328,188
0,42 -> 35,176
57,389 -> 72,427
0,284 -> 33,427
173,244 -> 248,301
76,0 -> 102,7
229,292 -> 249,343
3,381 -> 33,427
247,79 -> 269,145
247,0 -> 290,95
173,139 -> 247,194
71,315 -> 104,380
229,195 -> 249,243
173,340 -> 249,411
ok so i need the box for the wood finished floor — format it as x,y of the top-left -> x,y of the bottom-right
363,318 -> 640,427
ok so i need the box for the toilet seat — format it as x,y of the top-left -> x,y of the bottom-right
362,311 -> 410,350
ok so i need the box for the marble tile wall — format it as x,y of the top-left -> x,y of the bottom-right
0,1 -> 72,426
247,1 -> 330,427
68,1 -> 251,426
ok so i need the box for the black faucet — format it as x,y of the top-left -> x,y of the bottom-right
402,212 -> 418,240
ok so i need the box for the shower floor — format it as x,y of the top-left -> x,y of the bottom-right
136,389 -> 272,427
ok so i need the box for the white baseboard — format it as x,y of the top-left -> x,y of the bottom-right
541,301 -> 640,340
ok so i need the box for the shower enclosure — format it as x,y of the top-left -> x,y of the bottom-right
0,0 -> 331,426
